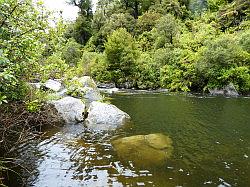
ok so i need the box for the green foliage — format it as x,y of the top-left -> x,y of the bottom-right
208,0 -> 227,11
41,53 -> 69,81
135,53 -> 160,89
0,94 -> 7,105
102,13 -> 136,35
0,0 -> 50,102
218,0 -> 250,30
61,38 -> 82,65
104,28 -> 138,85
68,0 -> 93,18
136,11 -> 162,35
150,0 -> 187,18
155,14 -> 181,47
0,0 -> 249,104
65,78 -> 87,98
197,33 -> 250,92
159,48 -> 198,92
26,99 -> 42,113
238,30 -> 250,53
77,51 -> 101,75
65,15 -> 92,45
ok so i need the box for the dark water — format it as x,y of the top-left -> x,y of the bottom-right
16,93 -> 250,187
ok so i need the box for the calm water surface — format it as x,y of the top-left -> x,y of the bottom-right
16,93 -> 250,187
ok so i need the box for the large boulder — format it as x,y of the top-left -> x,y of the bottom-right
51,97 -> 85,124
86,101 -> 130,131
209,83 -> 239,97
44,79 -> 62,92
112,134 -> 173,168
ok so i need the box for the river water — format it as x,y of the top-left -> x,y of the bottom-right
15,93 -> 250,187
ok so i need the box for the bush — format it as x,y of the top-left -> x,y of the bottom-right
197,33 -> 250,92
135,53 -> 160,89
159,47 -> 203,92
41,53 -> 69,81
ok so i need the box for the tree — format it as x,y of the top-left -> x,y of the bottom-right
119,0 -> 155,19
198,33 -> 250,92
150,0 -> 187,18
0,0 -> 50,101
68,0 -> 93,18
155,14 -> 180,46
104,28 -> 138,85
65,15 -> 92,45
136,11 -> 162,34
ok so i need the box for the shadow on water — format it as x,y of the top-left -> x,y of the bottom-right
13,93 -> 250,187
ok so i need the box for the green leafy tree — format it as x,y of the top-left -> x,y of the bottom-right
136,11 -> 162,34
68,0 -> 93,18
155,14 -> 180,47
104,28 -> 138,85
150,0 -> 187,18
65,15 -> 92,45
86,13 -> 136,52
0,0 -> 50,101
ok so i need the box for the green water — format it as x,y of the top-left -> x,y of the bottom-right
15,93 -> 250,187
111,93 -> 250,186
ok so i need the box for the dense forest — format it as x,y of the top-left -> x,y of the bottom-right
0,0 -> 249,185
0,0 -> 250,107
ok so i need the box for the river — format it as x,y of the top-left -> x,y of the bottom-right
13,93 -> 250,187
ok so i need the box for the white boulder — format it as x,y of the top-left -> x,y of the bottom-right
86,101 -> 130,131
44,79 -> 62,92
51,97 -> 85,124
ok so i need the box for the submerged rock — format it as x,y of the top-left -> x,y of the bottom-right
44,79 -> 62,92
86,101 -> 130,131
112,133 -> 173,168
209,83 -> 239,97
51,97 -> 85,124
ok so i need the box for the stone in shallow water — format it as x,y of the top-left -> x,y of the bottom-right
112,133 -> 173,168
209,83 -> 239,97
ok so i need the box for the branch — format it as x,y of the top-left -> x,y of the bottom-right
0,3 -> 20,28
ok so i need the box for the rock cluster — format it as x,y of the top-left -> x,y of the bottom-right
33,76 -> 130,129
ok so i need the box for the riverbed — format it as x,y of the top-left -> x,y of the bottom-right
14,93 -> 250,186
